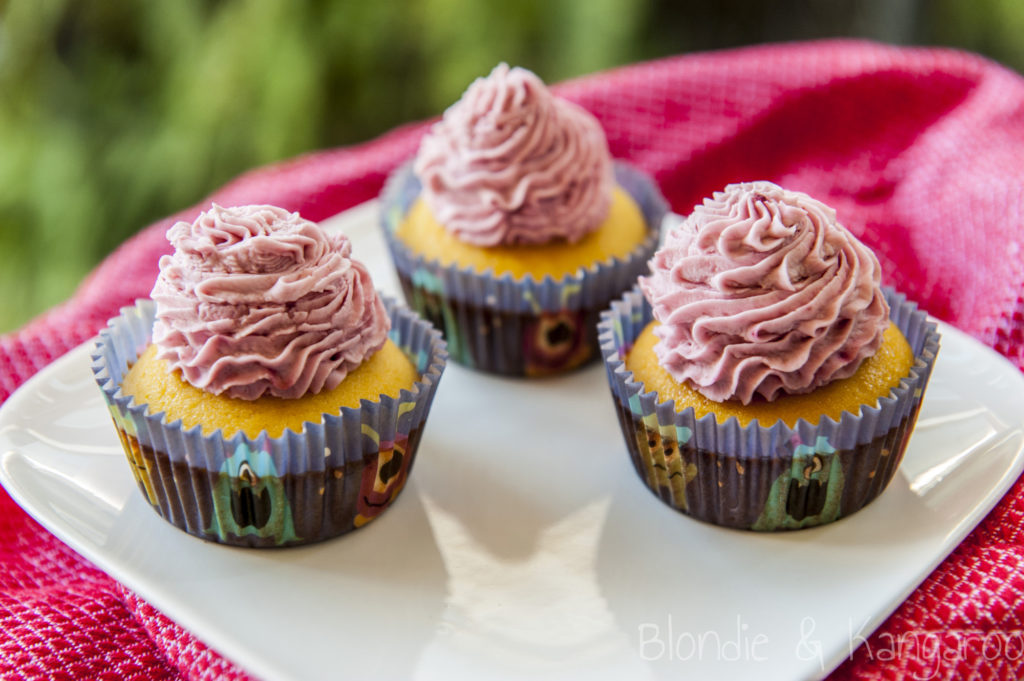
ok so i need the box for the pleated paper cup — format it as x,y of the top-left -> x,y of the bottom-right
91,297 -> 447,548
599,287 -> 940,531
381,162 -> 668,376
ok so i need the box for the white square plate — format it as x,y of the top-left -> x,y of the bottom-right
1,201 -> 1023,681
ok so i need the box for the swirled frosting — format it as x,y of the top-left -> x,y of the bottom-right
151,204 -> 390,401
414,63 -> 614,247
639,181 -> 889,404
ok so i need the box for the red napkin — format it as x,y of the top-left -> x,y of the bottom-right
3,40 -> 1024,680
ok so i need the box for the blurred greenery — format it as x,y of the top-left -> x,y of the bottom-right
1,0 -> 1021,332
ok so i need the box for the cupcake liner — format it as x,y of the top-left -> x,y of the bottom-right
381,161 -> 669,376
599,287 -> 940,531
91,297 -> 447,547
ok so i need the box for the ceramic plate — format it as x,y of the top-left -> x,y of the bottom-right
1,201 -> 1023,681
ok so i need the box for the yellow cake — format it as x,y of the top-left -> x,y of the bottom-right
626,321 -> 914,428
122,340 -> 419,439
396,186 -> 648,280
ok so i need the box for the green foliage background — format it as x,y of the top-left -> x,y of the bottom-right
1,0 -> 1021,332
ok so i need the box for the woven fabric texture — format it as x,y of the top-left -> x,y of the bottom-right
2,41 -> 1024,680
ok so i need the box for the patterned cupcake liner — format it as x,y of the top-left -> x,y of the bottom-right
91,297 -> 447,548
380,161 -> 669,376
599,287 -> 940,531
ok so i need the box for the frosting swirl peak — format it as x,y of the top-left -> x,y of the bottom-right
151,204 -> 390,400
640,181 -> 889,404
414,63 -> 614,247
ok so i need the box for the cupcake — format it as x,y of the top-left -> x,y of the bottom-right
381,63 -> 668,376
92,204 -> 447,547
600,182 -> 940,530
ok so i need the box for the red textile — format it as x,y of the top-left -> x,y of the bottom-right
3,40 -> 1024,680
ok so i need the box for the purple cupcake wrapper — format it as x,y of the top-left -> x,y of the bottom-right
91,297 -> 447,547
380,161 -> 669,375
599,287 -> 940,530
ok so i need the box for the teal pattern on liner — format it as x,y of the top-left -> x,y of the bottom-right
752,436 -> 843,531
206,442 -> 299,545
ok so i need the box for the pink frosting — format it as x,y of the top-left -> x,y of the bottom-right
639,181 -> 889,405
151,204 -> 390,401
414,63 -> 614,247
